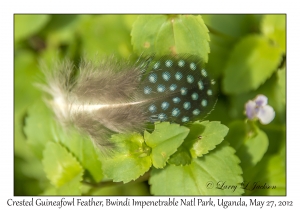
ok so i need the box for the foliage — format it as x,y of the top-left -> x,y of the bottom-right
14,14 -> 286,195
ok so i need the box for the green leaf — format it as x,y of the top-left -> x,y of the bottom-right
226,121 -> 269,172
236,127 -> 268,170
41,15 -> 81,59
150,142 -> 244,195
42,176 -> 82,196
24,101 -> 55,159
14,14 -> 50,42
131,15 -> 210,62
123,15 -> 139,30
202,14 -> 262,38
277,67 -> 286,105
243,151 -> 286,195
88,181 -> 150,196
168,121 -> 228,166
202,15 -> 262,79
205,99 -> 232,125
14,50 -> 42,159
43,14 -> 79,39
14,50 -> 42,111
42,142 -> 83,194
14,156 -> 47,195
53,126 -> 103,183
101,133 -> 152,183
17,157 -> 46,181
223,35 -> 282,94
78,15 -> 133,58
261,15 -> 286,53
189,121 -> 229,158
145,122 -> 190,168
204,34 -> 236,79
167,146 -> 192,166
260,123 -> 285,155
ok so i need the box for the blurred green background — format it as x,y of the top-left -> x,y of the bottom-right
14,14 -> 286,195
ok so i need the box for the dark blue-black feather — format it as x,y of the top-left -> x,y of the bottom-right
136,54 -> 217,124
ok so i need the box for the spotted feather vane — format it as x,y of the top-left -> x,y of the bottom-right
41,55 -> 217,153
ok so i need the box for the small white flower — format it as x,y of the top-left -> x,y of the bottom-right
245,94 -> 275,124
